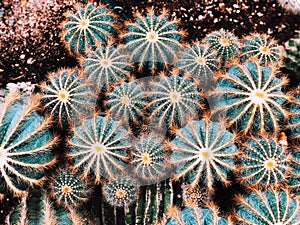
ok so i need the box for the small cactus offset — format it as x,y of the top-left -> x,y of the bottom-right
61,3 -> 117,55
0,93 -> 56,197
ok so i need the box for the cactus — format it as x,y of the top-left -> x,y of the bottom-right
0,93 -> 56,197
146,70 -> 204,128
212,60 -> 289,135
122,8 -> 183,73
206,29 -> 239,63
68,115 -> 132,183
235,188 -> 300,224
169,117 -> 238,190
80,42 -> 132,91
240,33 -> 282,66
61,3 -> 116,55
237,135 -> 289,189
40,69 -> 97,128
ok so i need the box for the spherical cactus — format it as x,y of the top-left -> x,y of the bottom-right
205,29 -> 239,63
0,93 -> 56,197
170,117 -> 238,190
122,8 -> 183,73
237,135 -> 289,189
68,115 -> 132,183
287,147 -> 300,197
61,3 -> 117,55
106,80 -> 146,125
146,70 -> 204,128
241,33 -> 282,66
103,176 -> 138,207
174,42 -> 219,88
131,133 -> 170,185
287,88 -> 300,139
80,42 -> 132,91
49,167 -> 93,208
40,69 -> 97,128
212,60 -> 290,135
236,188 -> 300,224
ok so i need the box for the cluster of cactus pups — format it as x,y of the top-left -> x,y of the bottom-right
1,2 -> 300,225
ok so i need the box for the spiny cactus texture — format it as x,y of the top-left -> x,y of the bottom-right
235,188 -> 300,224
122,8 -> 183,73
287,147 -> 300,197
170,118 -> 238,190
277,0 -> 300,14
7,189 -> 88,225
68,115 -> 131,183
206,29 -> 239,63
146,71 -> 204,128
165,203 -> 232,225
106,80 -> 146,125
0,93 -> 56,197
240,33 -> 282,66
62,3 -> 117,55
238,135 -> 289,189
103,176 -> 138,207
80,42 -> 132,91
132,133 -> 170,184
212,60 -> 289,135
174,42 -> 219,88
40,68 -> 97,128
49,167 -> 93,208
2,1 -> 300,225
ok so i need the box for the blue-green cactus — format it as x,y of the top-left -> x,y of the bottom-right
50,167 -> 93,208
165,204 -> 232,225
170,117 -> 238,190
146,71 -> 204,128
212,60 -> 289,135
103,176 -> 138,207
81,42 -> 132,91
68,115 -> 132,183
287,147 -> 300,197
62,3 -> 116,55
0,93 -> 56,197
106,80 -> 146,125
241,33 -> 282,66
174,42 -> 219,88
122,8 -> 183,73
287,89 -> 300,139
206,29 -> 239,63
236,188 -> 300,224
40,69 -> 97,128
238,135 -> 289,189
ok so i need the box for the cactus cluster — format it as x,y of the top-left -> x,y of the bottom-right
1,1 -> 300,225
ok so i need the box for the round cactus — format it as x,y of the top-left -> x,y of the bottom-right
206,29 -> 239,63
80,42 -> 132,91
241,33 -> 282,66
68,115 -> 132,183
0,93 -> 56,197
103,176 -> 138,207
170,117 -> 238,190
122,8 -> 183,73
146,70 -> 204,128
40,69 -> 97,128
212,60 -> 289,135
62,3 -> 116,55
237,135 -> 289,189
